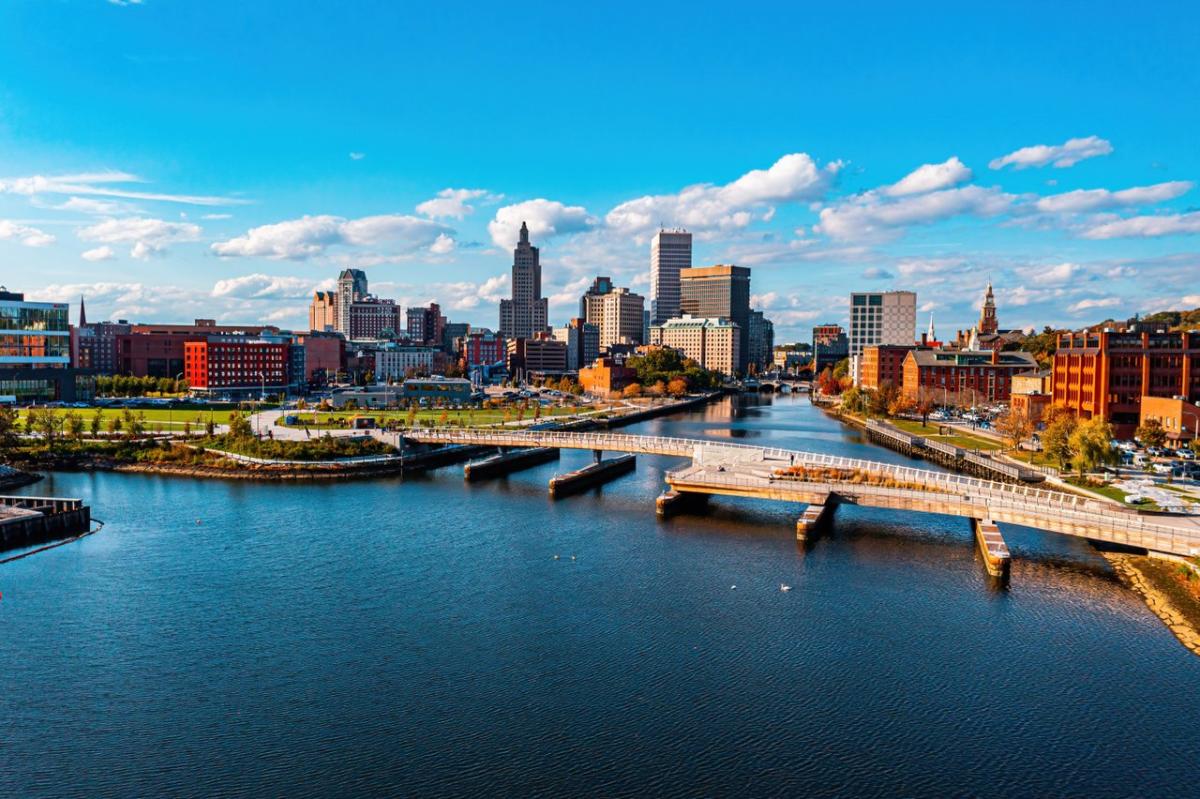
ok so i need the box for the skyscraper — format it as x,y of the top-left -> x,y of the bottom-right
650,229 -> 692,324
499,221 -> 549,340
336,269 -> 368,336
679,264 -> 751,373
582,285 -> 645,351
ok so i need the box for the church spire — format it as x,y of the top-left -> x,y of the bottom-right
79,295 -> 87,327
926,312 -> 935,342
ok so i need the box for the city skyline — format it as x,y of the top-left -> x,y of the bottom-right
2,2 -> 1199,341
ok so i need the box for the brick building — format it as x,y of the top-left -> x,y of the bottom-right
902,349 -> 1038,405
859,345 -> 916,391
1051,325 -> 1200,437
579,356 -> 636,396
184,336 -> 290,398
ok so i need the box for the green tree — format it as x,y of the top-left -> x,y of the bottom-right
1135,418 -> 1168,449
1041,408 -> 1078,471
0,406 -> 20,459
29,408 -> 60,452
106,414 -> 123,436
89,409 -> 103,437
1069,417 -> 1118,476
64,411 -> 85,443
227,411 -> 254,440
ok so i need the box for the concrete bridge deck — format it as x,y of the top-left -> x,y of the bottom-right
406,428 -> 1200,558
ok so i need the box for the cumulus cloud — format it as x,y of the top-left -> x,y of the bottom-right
1016,262 -> 1082,286
212,213 -> 453,260
0,220 -> 55,247
78,216 -> 202,259
0,170 -> 247,206
1080,210 -> 1200,239
211,273 -> 326,300
862,266 -> 895,280
429,233 -> 456,255
349,152 -> 366,161
488,199 -> 596,248
417,188 -> 497,219
989,135 -> 1113,170
605,153 -> 842,237
52,196 -> 131,215
815,185 -> 1015,240
81,245 -> 115,261
1068,296 -> 1122,313
1035,181 -> 1192,214
884,157 -> 972,197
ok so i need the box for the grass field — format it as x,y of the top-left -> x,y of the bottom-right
277,405 -> 591,429
889,418 -> 1002,451
18,407 -> 243,429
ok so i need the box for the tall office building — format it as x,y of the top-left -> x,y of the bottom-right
650,229 -> 692,324
499,221 -> 549,340
336,269 -> 368,336
0,286 -> 92,402
581,282 -> 645,351
679,264 -> 751,374
746,310 -> 774,373
848,291 -> 916,357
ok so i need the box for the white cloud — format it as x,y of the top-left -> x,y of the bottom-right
416,188 -> 495,219
1035,181 -> 1192,213
884,157 -> 972,197
0,170 -> 247,206
605,153 -> 842,237
52,196 -> 131,215
989,135 -> 1113,170
429,233 -> 456,255
211,273 -> 326,300
1080,211 -> 1200,239
212,213 -> 453,260
349,152 -> 366,161
201,213 -> 232,220
1067,296 -> 1122,313
1017,262 -> 1081,286
0,220 -> 55,247
861,266 -> 895,280
81,246 -> 115,262
78,216 -> 202,259
816,185 -> 1015,240
488,199 -> 596,248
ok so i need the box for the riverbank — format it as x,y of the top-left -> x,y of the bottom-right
1103,552 -> 1200,657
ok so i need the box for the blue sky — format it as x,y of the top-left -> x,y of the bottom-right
2,0 -> 1198,341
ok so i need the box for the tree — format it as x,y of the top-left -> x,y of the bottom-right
887,393 -> 913,418
667,377 -> 688,397
0,406 -> 20,459
1070,417 -> 1118,476
914,394 -> 936,427
227,411 -> 254,440
89,409 -> 103,437
994,407 -> 1033,452
106,414 -> 122,436
622,382 -> 643,398
1135,418 -> 1168,449
1041,407 -> 1078,470
64,411 -> 85,443
29,408 -> 60,452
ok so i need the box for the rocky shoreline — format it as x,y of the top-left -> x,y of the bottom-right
1103,552 -> 1200,657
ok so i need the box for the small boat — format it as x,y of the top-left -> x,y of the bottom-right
779,584 -> 791,592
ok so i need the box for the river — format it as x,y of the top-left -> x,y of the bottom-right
2,395 -> 1197,797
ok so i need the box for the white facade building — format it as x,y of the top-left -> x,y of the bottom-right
649,229 -> 692,324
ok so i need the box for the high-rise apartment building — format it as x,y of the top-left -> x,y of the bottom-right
813,323 -> 849,374
679,264 -> 751,373
336,269 -> 368,336
309,290 -> 337,332
650,228 -> 692,324
650,315 -> 740,376
579,276 -> 613,319
553,318 -> 600,371
582,283 -> 645,351
406,302 -> 446,345
498,221 -> 548,340
848,291 -> 916,356
746,310 -> 774,373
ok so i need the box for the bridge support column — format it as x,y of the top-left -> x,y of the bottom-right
972,518 -> 1011,579
656,489 -> 709,518
796,495 -> 836,541
593,449 -> 603,464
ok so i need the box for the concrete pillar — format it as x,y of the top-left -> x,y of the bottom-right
796,496 -> 836,541
972,518 -> 1011,579
656,489 -> 709,518
593,449 -> 603,464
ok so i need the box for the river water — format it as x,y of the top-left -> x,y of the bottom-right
2,395 -> 1197,797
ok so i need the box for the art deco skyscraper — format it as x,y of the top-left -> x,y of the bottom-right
499,221 -> 549,340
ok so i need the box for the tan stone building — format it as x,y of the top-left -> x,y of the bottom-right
649,315 -> 739,376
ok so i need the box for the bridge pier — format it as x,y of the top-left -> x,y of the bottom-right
972,518 -> 1011,579
656,489 -> 709,518
796,495 -> 837,541
550,454 -> 636,497
592,449 -> 603,464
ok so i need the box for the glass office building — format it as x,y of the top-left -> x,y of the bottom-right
0,287 -> 93,403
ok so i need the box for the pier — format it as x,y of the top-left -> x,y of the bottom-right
464,447 -> 559,481
0,496 -> 92,553
972,518 -> 1011,579
796,496 -> 837,541
549,454 -> 637,497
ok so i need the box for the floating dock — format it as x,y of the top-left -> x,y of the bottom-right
655,489 -> 709,517
972,518 -> 1011,579
464,447 -> 559,481
549,454 -> 636,497
0,496 -> 91,553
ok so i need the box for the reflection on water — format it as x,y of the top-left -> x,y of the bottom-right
2,394 -> 1198,798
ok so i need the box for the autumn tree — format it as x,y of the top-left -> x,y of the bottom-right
994,407 -> 1033,452
1135,418 -> 1167,449
1041,406 -> 1078,471
667,377 -> 688,397
64,411 -> 85,443
623,382 -> 643,398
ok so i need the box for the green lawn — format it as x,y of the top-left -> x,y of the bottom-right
18,407 -> 242,429
889,418 -> 1002,451
277,405 -> 589,429
1063,476 -> 1161,510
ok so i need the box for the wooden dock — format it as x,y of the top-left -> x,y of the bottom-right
0,496 -> 92,553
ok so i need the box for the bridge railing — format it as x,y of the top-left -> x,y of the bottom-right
666,467 -> 1200,555
408,429 -> 1110,513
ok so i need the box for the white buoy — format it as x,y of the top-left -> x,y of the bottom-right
780,584 -> 791,592
730,585 -> 737,590
553,554 -> 560,560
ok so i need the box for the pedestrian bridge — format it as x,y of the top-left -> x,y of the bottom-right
406,428 -> 1200,559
